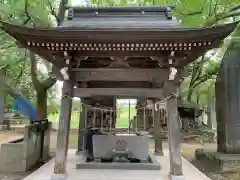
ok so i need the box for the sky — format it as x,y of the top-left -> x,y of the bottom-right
71,0 -> 91,6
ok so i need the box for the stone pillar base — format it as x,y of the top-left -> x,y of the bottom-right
51,173 -> 67,180
169,175 -> 185,180
76,150 -> 83,155
154,133 -> 163,155
154,151 -> 164,156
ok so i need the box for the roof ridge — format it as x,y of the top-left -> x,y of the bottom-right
66,6 -> 174,20
65,6 -> 175,11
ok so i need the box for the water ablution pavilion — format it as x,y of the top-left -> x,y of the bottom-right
0,5 -> 237,180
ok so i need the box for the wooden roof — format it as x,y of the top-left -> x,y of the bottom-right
0,6 -> 238,69
59,6 -> 179,29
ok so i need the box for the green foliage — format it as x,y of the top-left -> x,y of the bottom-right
176,0 -> 240,106
165,0 -> 240,27
0,0 -> 52,27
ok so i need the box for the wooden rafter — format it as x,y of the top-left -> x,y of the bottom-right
0,20 -> 237,68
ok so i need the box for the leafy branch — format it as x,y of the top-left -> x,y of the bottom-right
186,52 -> 218,101
175,7 -> 204,17
14,59 -> 26,86
47,0 -> 60,25
0,58 -> 25,71
0,44 -> 16,50
23,0 -> 31,25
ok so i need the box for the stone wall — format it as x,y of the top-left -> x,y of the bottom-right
215,39 -> 240,154
42,122 -> 52,160
24,123 -> 42,169
0,121 -> 51,172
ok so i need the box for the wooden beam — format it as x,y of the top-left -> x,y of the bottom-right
73,68 -> 169,82
74,88 -> 163,98
72,51 -> 188,59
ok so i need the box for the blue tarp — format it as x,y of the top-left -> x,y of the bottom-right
13,95 -> 36,121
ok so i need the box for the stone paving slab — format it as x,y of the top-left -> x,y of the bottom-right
76,152 -> 160,170
24,149 -> 211,180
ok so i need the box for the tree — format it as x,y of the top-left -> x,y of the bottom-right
0,0 -> 63,119
171,0 -> 240,103
185,55 -> 219,101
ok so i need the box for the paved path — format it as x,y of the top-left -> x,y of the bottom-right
24,149 -> 211,180
0,135 -> 23,144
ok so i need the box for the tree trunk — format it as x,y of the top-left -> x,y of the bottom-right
36,89 -> 47,120
30,51 -> 56,121
187,87 -> 194,101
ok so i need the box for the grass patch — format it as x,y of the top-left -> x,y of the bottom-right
48,107 -> 137,129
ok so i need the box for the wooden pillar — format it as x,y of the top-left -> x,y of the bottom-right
77,99 -> 85,152
113,96 -> 117,124
136,97 -> 147,130
207,95 -> 216,130
0,89 -> 4,125
153,100 -> 163,155
52,80 -> 73,179
166,96 -> 184,179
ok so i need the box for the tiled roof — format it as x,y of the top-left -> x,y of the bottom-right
58,6 -> 181,29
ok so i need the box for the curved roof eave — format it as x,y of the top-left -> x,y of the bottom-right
0,20 -> 238,40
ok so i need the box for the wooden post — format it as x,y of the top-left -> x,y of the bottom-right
207,95 -> 216,130
52,80 -> 73,179
113,96 -> 116,129
110,109 -> 112,132
193,109 -> 196,131
128,99 -> 131,133
153,100 -> 163,155
143,107 -> 146,130
0,89 -> 4,125
93,108 -> 96,128
166,96 -> 184,179
77,100 -> 85,152
101,109 -> 104,132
